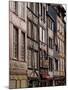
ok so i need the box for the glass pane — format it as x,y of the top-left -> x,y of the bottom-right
30,2 -> 34,11
21,2 -> 25,19
21,32 -> 25,61
35,3 -> 39,16
15,1 -> 18,14
43,6 -> 45,23
27,49 -> 32,68
13,26 -> 18,58
34,42 -> 38,50
27,21 -> 31,37
33,25 -> 38,41
34,52 -> 38,69
52,22 -> 54,31
40,27 -> 42,41
43,30 -> 45,43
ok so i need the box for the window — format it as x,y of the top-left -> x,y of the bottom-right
35,3 -> 39,16
21,2 -> 25,20
55,59 -> 58,71
40,50 -> 43,67
27,20 -> 39,69
43,6 -> 45,23
13,26 -> 18,59
27,49 -> 38,69
49,37 -> 53,49
40,50 -> 46,68
27,49 -> 32,68
41,3 -> 42,17
40,4 -> 46,23
40,27 -> 42,41
43,30 -> 45,43
21,32 -> 25,61
34,42 -> 38,50
49,58 -> 53,71
34,51 -> 38,69
48,16 -> 54,31
48,16 -> 51,29
30,2 -> 34,11
51,21 -> 54,31
33,24 -> 38,41
27,19 -> 38,41
27,20 -> 32,37
40,27 -> 45,43
15,1 -> 18,15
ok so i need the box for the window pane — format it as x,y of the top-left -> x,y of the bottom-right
40,50 -> 43,67
27,49 -> 32,68
48,17 -> 50,28
52,22 -> 54,31
43,6 -> 45,23
30,2 -> 34,11
27,21 -> 31,37
21,32 -> 25,61
55,59 -> 58,71
15,1 -> 18,14
49,37 -> 52,49
33,24 -> 38,41
34,42 -> 38,50
49,58 -> 53,71
43,30 -> 45,43
35,3 -> 39,16
34,52 -> 38,69
13,26 -> 18,59
21,2 -> 25,19
40,27 -> 42,41
41,4 -> 42,16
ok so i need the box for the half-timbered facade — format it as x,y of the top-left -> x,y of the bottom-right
9,1 -> 66,88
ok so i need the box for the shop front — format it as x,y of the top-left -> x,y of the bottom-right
28,71 -> 40,87
28,77 -> 39,87
40,72 -> 53,87
54,76 -> 65,86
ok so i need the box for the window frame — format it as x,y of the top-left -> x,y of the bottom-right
43,6 -> 45,23
40,50 -> 47,68
55,59 -> 58,71
15,1 -> 18,15
27,19 -> 38,42
49,37 -> 53,49
20,31 -> 25,62
40,27 -> 46,44
48,16 -> 54,31
20,2 -> 25,20
13,25 -> 18,60
27,49 -> 32,68
27,48 -> 38,69
34,3 -> 39,16
49,57 -> 53,71
40,4 -> 46,23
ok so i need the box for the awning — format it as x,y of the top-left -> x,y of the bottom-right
40,72 -> 53,80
